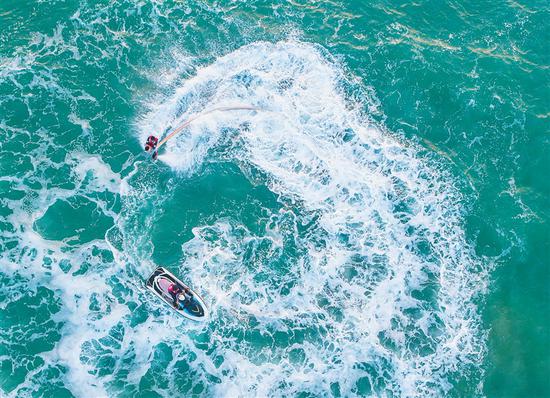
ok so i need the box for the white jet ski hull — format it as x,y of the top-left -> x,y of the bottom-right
146,266 -> 209,322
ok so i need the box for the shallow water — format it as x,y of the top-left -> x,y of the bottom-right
0,1 -> 548,397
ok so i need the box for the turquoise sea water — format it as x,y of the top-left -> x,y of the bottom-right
1,1 -> 548,397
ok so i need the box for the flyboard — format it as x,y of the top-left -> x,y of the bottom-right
144,105 -> 260,160
146,267 -> 209,321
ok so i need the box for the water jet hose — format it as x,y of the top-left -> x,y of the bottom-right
154,105 -> 261,152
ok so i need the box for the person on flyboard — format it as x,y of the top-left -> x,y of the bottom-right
144,135 -> 159,160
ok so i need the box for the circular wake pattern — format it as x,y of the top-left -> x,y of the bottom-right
134,41 -> 488,396
0,34 -> 488,396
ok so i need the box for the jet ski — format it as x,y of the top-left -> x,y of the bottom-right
146,266 -> 209,321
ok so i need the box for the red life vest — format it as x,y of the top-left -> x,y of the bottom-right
168,284 -> 181,295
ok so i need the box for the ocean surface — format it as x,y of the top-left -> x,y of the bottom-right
0,1 -> 548,397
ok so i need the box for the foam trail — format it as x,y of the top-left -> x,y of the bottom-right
137,41 -> 487,396
0,38 -> 485,398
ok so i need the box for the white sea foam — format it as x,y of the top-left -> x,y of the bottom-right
0,40 -> 486,398
68,153 -> 122,195
134,40 -> 487,396
0,147 -> 128,397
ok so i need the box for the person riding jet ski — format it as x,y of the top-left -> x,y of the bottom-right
168,283 -> 193,309
144,135 -> 159,160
